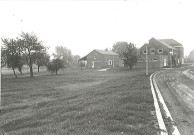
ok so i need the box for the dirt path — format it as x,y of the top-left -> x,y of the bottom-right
182,68 -> 194,80
155,67 -> 194,135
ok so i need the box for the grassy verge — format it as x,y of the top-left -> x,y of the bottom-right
1,68 -> 158,135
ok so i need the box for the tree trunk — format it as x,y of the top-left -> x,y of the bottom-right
56,70 -> 57,75
28,56 -> 34,77
12,67 -> 17,78
29,64 -> 33,77
28,50 -> 33,77
38,65 -> 40,73
19,67 -> 23,74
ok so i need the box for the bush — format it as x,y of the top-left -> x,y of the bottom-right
46,58 -> 64,75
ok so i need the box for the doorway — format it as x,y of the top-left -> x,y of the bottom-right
164,59 -> 167,67
91,62 -> 94,68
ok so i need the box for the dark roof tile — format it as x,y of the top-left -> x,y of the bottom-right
95,49 -> 119,55
158,39 -> 182,47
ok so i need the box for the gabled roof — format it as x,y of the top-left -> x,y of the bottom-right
158,39 -> 182,47
79,49 -> 118,61
149,37 -> 175,50
157,40 -> 176,50
95,49 -> 119,55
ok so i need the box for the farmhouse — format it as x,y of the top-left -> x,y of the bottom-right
79,49 -> 120,68
135,37 -> 184,68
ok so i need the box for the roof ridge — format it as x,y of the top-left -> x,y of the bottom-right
158,39 -> 182,47
158,40 -> 176,49
151,38 -> 176,50
95,49 -> 118,55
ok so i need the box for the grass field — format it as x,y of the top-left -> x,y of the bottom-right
1,66 -> 48,78
1,68 -> 158,135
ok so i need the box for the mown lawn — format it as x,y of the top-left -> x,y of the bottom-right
1,68 -> 158,135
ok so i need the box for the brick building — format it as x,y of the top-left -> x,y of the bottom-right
79,49 -> 119,68
134,37 -> 184,68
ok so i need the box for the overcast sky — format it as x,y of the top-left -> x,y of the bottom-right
0,0 -> 194,57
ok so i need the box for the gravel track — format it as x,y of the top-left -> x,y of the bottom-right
155,67 -> 194,135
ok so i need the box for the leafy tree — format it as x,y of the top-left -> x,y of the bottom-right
47,58 -> 64,75
17,55 -> 26,74
112,41 -> 128,58
18,32 -> 45,77
72,55 -> 81,66
79,61 -> 85,71
1,46 -> 7,68
32,52 -> 50,72
53,46 -> 73,67
1,38 -> 23,77
122,43 -> 138,69
112,41 -> 138,69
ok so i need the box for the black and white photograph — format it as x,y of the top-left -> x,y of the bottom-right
1,0 -> 194,134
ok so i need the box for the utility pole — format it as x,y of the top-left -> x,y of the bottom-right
170,50 -> 173,68
146,45 -> 148,75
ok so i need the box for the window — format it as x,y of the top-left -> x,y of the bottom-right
158,48 -> 163,53
152,58 -> 158,62
93,55 -> 96,59
108,60 -> 112,65
169,50 -> 173,55
143,50 -> 147,54
150,48 -> 155,54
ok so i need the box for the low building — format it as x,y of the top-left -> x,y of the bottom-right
135,37 -> 184,68
79,49 -> 120,68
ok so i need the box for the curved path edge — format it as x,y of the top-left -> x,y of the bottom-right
182,68 -> 194,80
153,72 -> 180,135
150,73 -> 168,135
